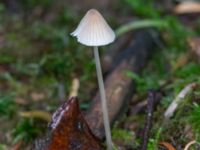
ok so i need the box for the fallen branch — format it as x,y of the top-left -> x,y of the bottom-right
102,34 -> 132,74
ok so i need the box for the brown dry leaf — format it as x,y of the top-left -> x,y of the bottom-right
184,125 -> 194,139
45,97 -> 103,150
174,1 -> 200,14
15,97 -> 29,105
172,54 -> 189,72
159,142 -> 176,150
10,141 -> 23,150
188,37 -> 200,61
30,92 -> 46,101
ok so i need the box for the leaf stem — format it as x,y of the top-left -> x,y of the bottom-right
116,20 -> 168,37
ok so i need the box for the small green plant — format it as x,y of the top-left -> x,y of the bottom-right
0,94 -> 17,118
12,119 -> 42,144
125,69 -> 164,93
0,144 -> 7,150
147,127 -> 162,150
112,127 -> 134,145
174,63 -> 200,79
188,103 -> 200,134
124,0 -> 161,18
19,0 -> 53,11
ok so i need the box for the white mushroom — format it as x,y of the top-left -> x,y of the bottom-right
71,9 -> 115,46
71,9 -> 115,150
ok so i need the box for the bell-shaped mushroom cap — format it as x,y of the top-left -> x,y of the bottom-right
71,9 -> 115,46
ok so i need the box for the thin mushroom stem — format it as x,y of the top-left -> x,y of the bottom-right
93,46 -> 113,150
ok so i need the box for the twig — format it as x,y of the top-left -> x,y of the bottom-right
19,110 -> 51,122
184,140 -> 199,150
128,90 -> 163,115
141,90 -> 156,150
164,83 -> 196,119
69,78 -> 80,97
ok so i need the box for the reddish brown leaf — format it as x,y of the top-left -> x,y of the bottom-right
46,97 -> 103,150
159,142 -> 176,150
10,141 -> 23,150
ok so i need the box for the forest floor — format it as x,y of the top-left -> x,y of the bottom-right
0,0 -> 200,149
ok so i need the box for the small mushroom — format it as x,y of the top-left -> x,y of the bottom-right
71,9 -> 115,150
71,9 -> 115,46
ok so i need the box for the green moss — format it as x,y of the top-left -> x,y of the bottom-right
188,104 -> 200,135
112,127 -> 134,144
124,0 -> 161,18
12,118 -> 43,144
0,94 -> 17,118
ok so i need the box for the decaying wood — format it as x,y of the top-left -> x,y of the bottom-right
101,34 -> 132,74
32,97 -> 103,150
85,30 -> 158,139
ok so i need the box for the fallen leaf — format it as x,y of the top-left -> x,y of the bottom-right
174,1 -> 200,14
159,142 -> 176,150
32,97 -> 103,150
47,97 -> 103,150
15,97 -> 29,105
172,54 -> 189,72
30,92 -> 46,101
10,141 -> 23,150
